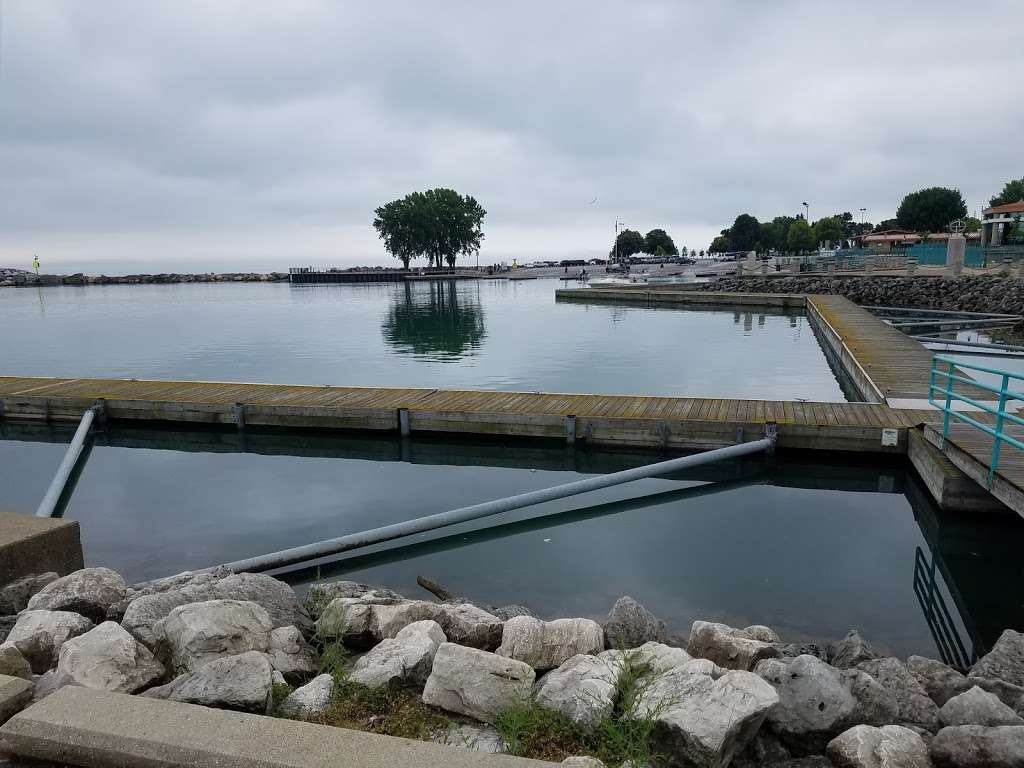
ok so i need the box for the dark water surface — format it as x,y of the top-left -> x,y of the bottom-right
0,279 -> 843,400
2,421 -> 1022,662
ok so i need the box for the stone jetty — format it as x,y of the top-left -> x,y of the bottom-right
2,567 -> 1023,766
0,268 -> 288,287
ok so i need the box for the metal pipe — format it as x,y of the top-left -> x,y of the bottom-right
912,336 -> 1024,354
35,406 -> 98,517
222,435 -> 775,573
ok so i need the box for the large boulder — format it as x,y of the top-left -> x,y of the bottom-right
534,652 -> 625,729
155,599 -> 272,674
635,658 -> 779,768
497,616 -> 604,671
52,621 -> 164,693
830,631 -> 879,670
688,621 -> 780,671
0,645 -> 32,681
0,573 -> 58,615
930,725 -> 1024,767
970,629 -> 1024,691
857,658 -> 940,732
143,650 -> 273,713
602,597 -> 667,650
906,656 -> 971,707
3,610 -> 94,673
630,641 -> 694,674
939,685 -> 1024,727
106,567 -> 231,622
316,596 -> 501,651
422,643 -> 534,723
348,620 -> 446,689
26,568 -> 127,623
303,580 -> 403,618
280,673 -> 334,718
436,723 -> 507,754
267,626 -> 318,684
826,724 -> 931,768
756,655 -> 898,753
120,570 -> 309,647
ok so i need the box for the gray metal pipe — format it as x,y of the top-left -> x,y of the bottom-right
35,406 -> 98,518
912,336 -> 1024,354
222,435 -> 775,573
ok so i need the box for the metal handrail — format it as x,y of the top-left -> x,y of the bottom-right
928,354 -> 1024,488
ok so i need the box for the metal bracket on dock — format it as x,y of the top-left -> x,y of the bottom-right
233,403 -> 246,431
91,399 -> 108,428
398,409 -> 411,437
565,415 -> 577,445
764,422 -> 778,452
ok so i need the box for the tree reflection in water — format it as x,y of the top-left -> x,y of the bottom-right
382,280 -> 487,360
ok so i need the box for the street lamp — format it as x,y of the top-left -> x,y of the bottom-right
614,219 -> 627,264
802,202 -> 810,222
858,208 -> 867,224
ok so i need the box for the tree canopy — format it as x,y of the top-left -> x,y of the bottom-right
729,214 -> 761,252
990,177 -> 1024,208
373,188 -> 486,269
709,235 -> 731,253
614,229 -> 645,259
813,217 -> 845,246
643,229 -> 678,256
787,218 -> 816,253
895,187 -> 967,233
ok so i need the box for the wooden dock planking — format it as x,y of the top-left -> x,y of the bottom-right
0,374 -> 943,454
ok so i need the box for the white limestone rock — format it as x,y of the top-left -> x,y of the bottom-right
280,673 -> 334,718
267,626 -> 318,684
561,758 -> 606,767
930,725 -> 1024,767
906,655 -> 971,707
0,644 -> 33,681
857,657 -> 940,732
630,641 -> 694,675
422,642 -> 534,723
155,599 -> 272,674
602,596 -> 667,650
688,621 -> 780,671
26,568 -> 127,623
830,630 -> 880,670
348,619 -> 445,689
534,652 -> 625,729
143,650 -> 274,713
436,723 -> 507,754
497,616 -> 604,671
635,659 -> 779,768
52,621 -> 164,693
826,724 -> 931,768
4,610 -> 94,673
0,573 -> 58,615
939,685 -> 1024,727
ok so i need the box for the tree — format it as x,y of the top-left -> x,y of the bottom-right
990,177 -> 1024,208
709,235 -> 731,253
895,187 -> 967,233
813,217 -> 846,247
729,214 -> 761,252
613,229 -> 645,259
787,218 -> 816,253
965,216 -> 981,233
373,188 -> 486,269
643,228 -> 678,256
874,218 -> 901,232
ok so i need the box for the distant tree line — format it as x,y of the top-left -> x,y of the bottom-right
612,228 -> 696,259
707,176 -> 1023,255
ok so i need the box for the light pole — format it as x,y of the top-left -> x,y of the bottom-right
802,202 -> 810,222
614,219 -> 626,265
858,208 -> 866,224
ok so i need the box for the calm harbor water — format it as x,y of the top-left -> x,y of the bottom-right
1,279 -> 1022,661
3,421 -> 1022,661
0,279 -> 844,400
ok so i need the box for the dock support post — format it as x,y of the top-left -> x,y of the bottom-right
398,409 -> 411,437
233,403 -> 246,431
565,415 -> 577,445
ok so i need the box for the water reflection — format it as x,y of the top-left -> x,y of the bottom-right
2,421 -> 1022,660
381,281 -> 486,360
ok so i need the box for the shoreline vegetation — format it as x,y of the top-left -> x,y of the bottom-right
2,566 -> 1023,767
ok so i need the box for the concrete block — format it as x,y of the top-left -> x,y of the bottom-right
908,429 -> 1008,512
0,677 -> 32,726
0,514 -> 83,585
0,686 -> 551,768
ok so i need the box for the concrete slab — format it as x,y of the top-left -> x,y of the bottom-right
0,513 -> 83,585
0,686 -> 555,768
0,677 -> 32,726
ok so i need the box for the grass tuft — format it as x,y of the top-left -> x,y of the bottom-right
316,679 -> 452,741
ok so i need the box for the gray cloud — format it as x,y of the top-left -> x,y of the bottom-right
0,0 -> 1019,271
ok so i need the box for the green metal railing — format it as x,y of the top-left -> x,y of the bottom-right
928,355 -> 1024,488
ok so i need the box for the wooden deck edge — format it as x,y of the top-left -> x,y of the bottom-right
922,425 -> 1024,515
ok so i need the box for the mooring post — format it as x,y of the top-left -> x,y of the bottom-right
565,415 -> 577,445
233,403 -> 246,431
398,408 -> 411,437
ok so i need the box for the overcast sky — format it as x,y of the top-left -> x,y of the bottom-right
0,1 -> 1019,273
